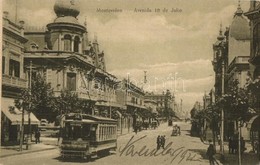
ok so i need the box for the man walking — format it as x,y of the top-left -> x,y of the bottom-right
206,140 -> 219,165
35,129 -> 41,144
134,126 -> 138,134
228,136 -> 233,154
157,135 -> 161,150
161,135 -> 166,149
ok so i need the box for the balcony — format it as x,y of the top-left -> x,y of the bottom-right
2,74 -> 27,88
57,89 -> 117,102
228,56 -> 250,72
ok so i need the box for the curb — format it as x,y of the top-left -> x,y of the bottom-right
0,146 -> 57,158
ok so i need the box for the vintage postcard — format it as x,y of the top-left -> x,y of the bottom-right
1,0 -> 260,164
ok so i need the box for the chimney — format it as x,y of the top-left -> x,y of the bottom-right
19,20 -> 25,28
19,20 -> 25,36
3,11 -> 9,19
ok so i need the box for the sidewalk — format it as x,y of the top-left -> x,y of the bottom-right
0,138 -> 58,158
214,141 -> 260,165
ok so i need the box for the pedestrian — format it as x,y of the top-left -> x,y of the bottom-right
206,140 -> 219,165
233,137 -> 238,154
134,126 -> 138,134
161,135 -> 166,149
157,135 -> 161,150
240,137 -> 245,154
228,136 -> 233,154
177,126 -> 181,135
35,129 -> 41,144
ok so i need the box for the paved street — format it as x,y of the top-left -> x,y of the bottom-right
1,122 -> 214,165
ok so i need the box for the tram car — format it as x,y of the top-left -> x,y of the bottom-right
60,113 -> 117,159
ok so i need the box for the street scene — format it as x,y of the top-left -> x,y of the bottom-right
1,122 -> 259,165
1,0 -> 260,165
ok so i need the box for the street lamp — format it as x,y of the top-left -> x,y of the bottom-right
19,103 -> 25,151
28,60 -> 32,141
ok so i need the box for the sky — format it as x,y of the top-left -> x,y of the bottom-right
2,0 -> 251,115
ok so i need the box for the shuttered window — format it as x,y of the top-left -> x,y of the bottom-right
67,73 -> 76,91
9,59 -> 20,77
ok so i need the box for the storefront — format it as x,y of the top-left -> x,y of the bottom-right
1,98 -> 40,145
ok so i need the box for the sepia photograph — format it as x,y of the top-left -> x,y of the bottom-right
0,0 -> 260,164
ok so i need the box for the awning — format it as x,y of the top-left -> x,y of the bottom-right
1,98 -> 40,125
247,115 -> 259,131
2,108 -> 40,125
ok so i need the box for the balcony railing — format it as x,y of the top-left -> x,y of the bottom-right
229,56 -> 250,66
55,89 -> 117,103
2,74 -> 27,88
228,56 -> 250,72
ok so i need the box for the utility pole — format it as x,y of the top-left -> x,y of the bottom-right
144,71 -> 147,84
19,105 -> 25,151
180,99 -> 183,112
28,61 -> 32,141
238,120 -> 242,165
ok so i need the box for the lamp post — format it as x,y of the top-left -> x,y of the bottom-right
28,60 -> 32,141
19,104 -> 25,151
238,120 -> 242,165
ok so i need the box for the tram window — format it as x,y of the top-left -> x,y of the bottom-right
73,126 -> 82,139
90,125 -> 97,141
63,123 -> 82,140
82,124 -> 91,140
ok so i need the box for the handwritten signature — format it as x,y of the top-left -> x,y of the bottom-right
119,135 -> 200,164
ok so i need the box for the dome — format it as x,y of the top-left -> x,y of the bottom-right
229,7 -> 250,40
54,0 -> 80,18
54,16 -> 79,24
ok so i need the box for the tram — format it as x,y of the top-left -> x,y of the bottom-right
60,113 -> 117,159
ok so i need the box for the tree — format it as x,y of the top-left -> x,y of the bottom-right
15,73 -> 57,122
246,78 -> 260,112
222,79 -> 250,122
55,90 -> 82,115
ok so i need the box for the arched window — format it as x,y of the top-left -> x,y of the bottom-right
64,34 -> 72,51
74,36 -> 80,53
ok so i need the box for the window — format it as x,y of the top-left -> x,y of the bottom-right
67,73 -> 76,91
9,59 -> 20,77
74,36 -> 80,53
253,23 -> 260,56
2,56 -> 5,74
64,34 -> 72,51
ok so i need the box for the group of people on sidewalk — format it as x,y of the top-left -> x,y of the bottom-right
156,135 -> 166,150
228,136 -> 245,154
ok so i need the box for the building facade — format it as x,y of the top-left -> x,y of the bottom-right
226,4 -> 251,140
23,0 -> 121,115
244,0 -> 260,144
1,12 -> 39,145
145,90 -> 175,120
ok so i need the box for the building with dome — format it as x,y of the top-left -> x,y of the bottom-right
225,4 -> 251,140
226,4 -> 250,89
212,2 -> 252,141
22,0 -> 132,134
